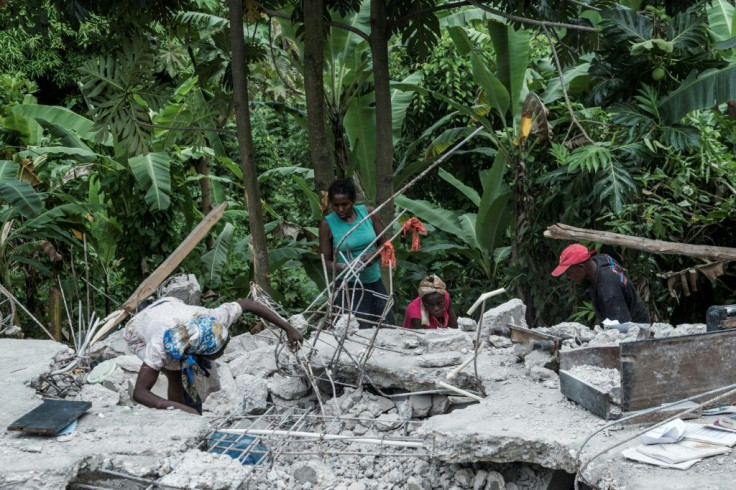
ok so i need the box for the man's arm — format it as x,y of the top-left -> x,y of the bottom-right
236,298 -> 304,350
132,364 -> 199,414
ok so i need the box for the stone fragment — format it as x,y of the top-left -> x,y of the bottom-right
292,461 -> 336,486
158,273 -> 201,306
77,382 -> 120,407
228,347 -> 278,378
523,349 -> 555,371
267,374 -> 310,401
430,394 -> 450,416
529,366 -> 557,381
374,413 -> 402,431
454,468 -> 474,486
484,471 -> 505,490
333,315 -> 359,337
480,299 -> 526,338
417,352 -> 462,368
489,335 -> 512,348
457,317 -> 477,332
406,476 -> 425,490
408,394 -> 433,418
235,374 -> 269,414
472,469 -> 488,490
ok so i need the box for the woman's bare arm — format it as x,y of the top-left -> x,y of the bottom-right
132,364 -> 199,414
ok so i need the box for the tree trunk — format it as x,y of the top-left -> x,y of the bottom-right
370,0 -> 394,226
48,285 -> 62,341
545,223 -> 736,261
229,0 -> 271,293
194,156 -> 215,249
303,0 -> 333,200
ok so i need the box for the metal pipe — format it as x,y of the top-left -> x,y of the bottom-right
218,429 -> 425,448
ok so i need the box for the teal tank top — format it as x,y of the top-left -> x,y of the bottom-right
325,204 -> 381,283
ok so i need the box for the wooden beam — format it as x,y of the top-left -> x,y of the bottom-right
544,223 -> 736,261
88,202 -> 228,346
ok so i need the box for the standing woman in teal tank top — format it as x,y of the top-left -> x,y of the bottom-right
319,179 -> 396,328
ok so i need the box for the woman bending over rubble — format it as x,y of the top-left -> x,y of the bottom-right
403,274 -> 457,329
124,296 -> 303,414
319,178 -> 396,329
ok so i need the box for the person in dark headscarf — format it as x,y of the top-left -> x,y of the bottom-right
402,274 -> 458,329
124,297 -> 302,414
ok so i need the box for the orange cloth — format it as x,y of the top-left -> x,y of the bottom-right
402,218 -> 426,252
380,242 -> 396,269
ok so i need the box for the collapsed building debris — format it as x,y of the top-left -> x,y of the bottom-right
5,290 -> 736,489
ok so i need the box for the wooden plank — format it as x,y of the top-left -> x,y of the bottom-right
7,399 -> 91,435
506,324 -> 560,353
559,370 -> 612,419
544,223 -> 736,261
88,202 -> 228,346
621,330 -> 736,411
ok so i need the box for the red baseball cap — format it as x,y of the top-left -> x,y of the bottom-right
551,244 -> 594,277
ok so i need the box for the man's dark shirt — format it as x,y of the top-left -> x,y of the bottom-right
587,254 -> 650,324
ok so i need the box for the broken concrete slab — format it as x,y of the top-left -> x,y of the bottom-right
307,328 -> 478,392
267,374 -> 310,401
0,339 -> 209,489
156,449 -> 250,489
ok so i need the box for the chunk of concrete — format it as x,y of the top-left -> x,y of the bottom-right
457,317 -> 477,332
408,394 -> 433,418
430,394 -> 450,416
77,382 -> 120,407
158,273 -> 201,306
374,412 -> 403,431
417,352 -> 462,368
480,299 -> 526,338
292,460 -> 336,486
425,329 -> 474,353
228,346 -> 278,378
157,450 -> 249,489
235,373 -> 269,414
267,374 -> 310,401
288,314 -> 309,335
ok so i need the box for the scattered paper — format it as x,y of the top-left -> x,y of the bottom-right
683,423 -> 736,447
622,447 -> 700,470
641,418 -> 687,445
636,440 -> 729,464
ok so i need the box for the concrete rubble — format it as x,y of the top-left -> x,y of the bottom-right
2,298 -> 735,489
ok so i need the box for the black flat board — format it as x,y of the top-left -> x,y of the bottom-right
7,399 -> 91,435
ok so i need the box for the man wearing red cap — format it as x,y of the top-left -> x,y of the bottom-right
552,244 -> 650,325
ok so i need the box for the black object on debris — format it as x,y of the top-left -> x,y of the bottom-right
7,399 -> 91,435
706,304 -> 736,332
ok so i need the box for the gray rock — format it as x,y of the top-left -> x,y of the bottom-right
485,471 -> 505,490
408,394 -> 433,418
481,299 -> 526,338
406,476 -> 425,490
529,366 -> 557,381
292,461 -> 335,486
235,373 -> 269,414
489,335 -> 512,348
457,317 -> 478,332
228,347 -> 278,378
374,413 -> 402,431
430,394 -> 450,416
455,468 -> 474,487
158,273 -> 201,306
267,374 -> 310,401
77,382 -> 120,407
417,352 -> 462,368
473,469 -> 488,490
288,314 -> 309,335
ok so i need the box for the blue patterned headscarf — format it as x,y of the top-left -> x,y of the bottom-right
163,314 -> 229,413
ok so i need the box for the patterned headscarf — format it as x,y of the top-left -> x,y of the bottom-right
417,275 -> 447,326
418,274 -> 447,298
163,314 -> 228,412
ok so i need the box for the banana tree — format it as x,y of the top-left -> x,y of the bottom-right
392,18 -> 549,280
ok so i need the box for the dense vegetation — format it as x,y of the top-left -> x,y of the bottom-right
1,0 -> 735,340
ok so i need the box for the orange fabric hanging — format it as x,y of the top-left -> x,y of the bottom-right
402,217 -> 427,252
380,242 -> 396,269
